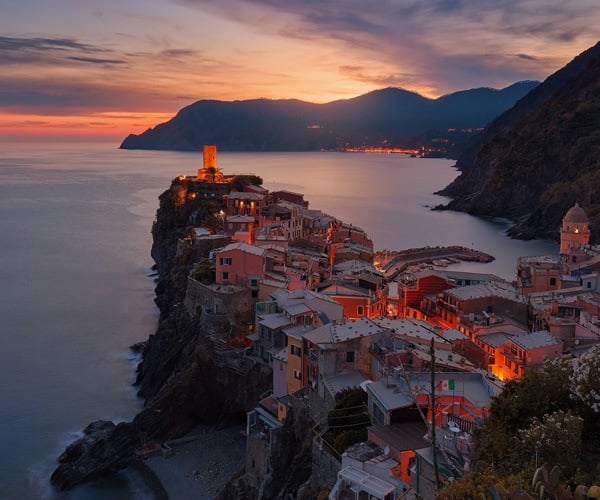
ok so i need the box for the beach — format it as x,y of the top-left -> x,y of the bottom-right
131,424 -> 246,499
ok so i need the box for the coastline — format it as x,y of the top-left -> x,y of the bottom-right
129,424 -> 246,499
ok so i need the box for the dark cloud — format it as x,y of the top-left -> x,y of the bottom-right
516,53 -> 538,61
66,56 -> 127,64
0,80 -> 177,114
339,65 -> 421,88
0,36 -> 126,65
159,49 -> 198,59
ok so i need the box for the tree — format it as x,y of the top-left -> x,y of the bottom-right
569,345 -> 600,415
474,360 -> 573,473
517,410 -> 583,471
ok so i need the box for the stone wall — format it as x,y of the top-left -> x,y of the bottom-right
184,278 -> 253,324
311,440 -> 341,491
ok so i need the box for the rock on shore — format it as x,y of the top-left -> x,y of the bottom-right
50,420 -> 138,491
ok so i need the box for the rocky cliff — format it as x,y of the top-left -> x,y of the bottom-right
437,41 -> 600,242
51,178 -> 272,491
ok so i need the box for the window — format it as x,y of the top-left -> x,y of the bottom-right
251,290 -> 258,298
346,351 -> 355,363
293,369 -> 302,380
357,305 -> 364,316
220,257 -> 232,265
587,282 -> 592,289
549,277 -> 556,286
221,271 -> 229,280
290,345 -> 302,357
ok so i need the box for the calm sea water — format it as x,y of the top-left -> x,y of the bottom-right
0,139 -> 557,499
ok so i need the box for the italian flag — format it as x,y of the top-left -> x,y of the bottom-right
440,379 -> 455,391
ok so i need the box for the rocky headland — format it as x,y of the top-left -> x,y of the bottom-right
119,82 -> 537,156
50,177 -> 274,493
436,41 -> 600,243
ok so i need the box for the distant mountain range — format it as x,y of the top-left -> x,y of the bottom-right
119,82 -> 538,154
437,41 -> 600,243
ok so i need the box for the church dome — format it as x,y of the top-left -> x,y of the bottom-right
563,203 -> 588,224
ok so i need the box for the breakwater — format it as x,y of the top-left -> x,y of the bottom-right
375,245 -> 495,280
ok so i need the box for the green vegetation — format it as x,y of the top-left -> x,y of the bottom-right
231,174 -> 263,191
439,349 -> 600,498
322,388 -> 371,454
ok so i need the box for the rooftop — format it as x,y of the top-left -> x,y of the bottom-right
282,302 -> 312,316
225,215 -> 255,223
367,371 -> 502,412
283,324 -> 315,340
337,466 -> 395,497
446,281 -> 525,303
258,313 -> 292,330
329,318 -> 386,342
368,421 -> 429,453
219,241 -> 265,257
563,202 -> 588,223
273,347 -> 287,363
373,318 -> 451,345
323,371 -> 368,398
510,331 -> 562,349
476,332 -> 513,348
518,254 -> 560,265
226,191 -> 264,200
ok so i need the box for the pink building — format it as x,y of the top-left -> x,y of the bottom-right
215,242 -> 265,286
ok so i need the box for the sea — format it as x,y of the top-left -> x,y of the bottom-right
0,138 -> 557,499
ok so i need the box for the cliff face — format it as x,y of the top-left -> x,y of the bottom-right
51,178 -> 272,491
438,41 -> 600,242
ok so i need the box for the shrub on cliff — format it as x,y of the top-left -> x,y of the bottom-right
323,388 -> 370,455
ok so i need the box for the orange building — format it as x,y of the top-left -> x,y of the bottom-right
396,272 -> 452,317
319,281 -> 387,319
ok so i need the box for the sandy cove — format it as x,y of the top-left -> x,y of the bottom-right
130,424 -> 246,499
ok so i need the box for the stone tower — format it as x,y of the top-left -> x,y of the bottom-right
203,144 -> 217,170
197,144 -> 224,182
560,202 -> 590,254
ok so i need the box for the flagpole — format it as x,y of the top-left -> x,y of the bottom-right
430,338 -> 440,490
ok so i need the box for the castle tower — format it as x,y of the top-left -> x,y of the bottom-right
560,202 -> 590,254
203,144 -> 217,170
197,144 -> 224,182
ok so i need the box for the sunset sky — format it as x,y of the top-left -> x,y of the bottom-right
2,0 -> 598,138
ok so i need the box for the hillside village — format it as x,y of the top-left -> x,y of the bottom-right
158,146 -> 600,499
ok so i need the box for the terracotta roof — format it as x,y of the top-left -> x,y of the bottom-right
563,203 -> 588,223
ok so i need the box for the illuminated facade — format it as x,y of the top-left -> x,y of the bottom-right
196,144 -> 225,183
560,202 -> 590,255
